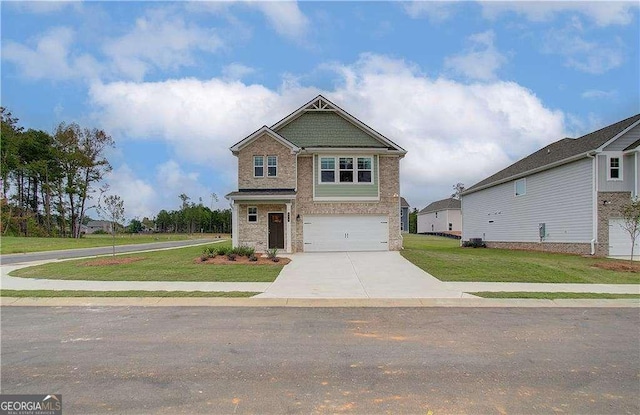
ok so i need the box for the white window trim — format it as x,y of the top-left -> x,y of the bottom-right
607,154 -> 623,181
515,178 -> 526,196
267,155 -> 278,178
317,155 -> 375,184
247,206 -> 258,223
253,156 -> 264,178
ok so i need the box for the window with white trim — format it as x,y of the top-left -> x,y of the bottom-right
608,156 -> 622,180
339,157 -> 354,182
320,157 -> 335,183
253,156 -> 264,177
267,155 -> 277,177
247,206 -> 258,222
515,178 -> 526,196
357,157 -> 372,183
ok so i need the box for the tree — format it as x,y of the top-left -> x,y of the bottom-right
97,194 -> 125,257
127,218 -> 143,234
620,197 -> 640,262
451,183 -> 465,199
409,208 -> 418,234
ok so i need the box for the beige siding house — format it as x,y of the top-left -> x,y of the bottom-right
226,95 -> 407,253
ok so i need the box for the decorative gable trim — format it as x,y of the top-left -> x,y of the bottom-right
596,118 -> 640,152
271,95 -> 406,154
230,126 -> 300,155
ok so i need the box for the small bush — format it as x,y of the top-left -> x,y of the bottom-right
233,245 -> 256,257
462,240 -> 486,248
248,254 -> 258,262
200,253 -> 209,262
271,257 -> 280,263
92,229 -> 109,235
215,245 -> 229,256
227,253 -> 237,261
266,247 -> 278,259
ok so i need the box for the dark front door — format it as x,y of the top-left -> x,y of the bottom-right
268,213 -> 285,249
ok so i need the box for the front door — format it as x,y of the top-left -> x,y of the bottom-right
268,213 -> 285,249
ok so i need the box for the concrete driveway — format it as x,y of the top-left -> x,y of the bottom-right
257,251 -> 468,299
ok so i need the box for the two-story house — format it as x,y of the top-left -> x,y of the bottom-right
462,114 -> 640,257
417,197 -> 462,235
225,95 -> 407,253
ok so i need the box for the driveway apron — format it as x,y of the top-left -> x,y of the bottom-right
257,252 -> 466,299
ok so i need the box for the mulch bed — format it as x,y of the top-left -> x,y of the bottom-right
593,262 -> 640,273
80,257 -> 146,266
196,256 -> 291,265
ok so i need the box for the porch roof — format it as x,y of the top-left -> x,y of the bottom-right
225,188 -> 297,201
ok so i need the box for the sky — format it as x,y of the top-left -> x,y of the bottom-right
2,1 -> 639,220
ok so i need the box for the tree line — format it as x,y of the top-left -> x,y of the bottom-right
153,194 -> 231,234
1,107 -> 114,237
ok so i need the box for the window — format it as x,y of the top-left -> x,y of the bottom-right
339,157 -> 354,182
357,157 -> 372,183
515,178 -> 526,196
247,206 -> 257,222
320,157 -> 335,183
254,156 -> 264,177
608,156 -> 622,180
267,156 -> 277,177
448,223 -> 453,231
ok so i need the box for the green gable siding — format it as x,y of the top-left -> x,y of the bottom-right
276,112 -> 387,148
313,155 -> 379,199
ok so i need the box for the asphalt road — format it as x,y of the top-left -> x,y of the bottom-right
0,238 -> 220,264
1,307 -> 638,414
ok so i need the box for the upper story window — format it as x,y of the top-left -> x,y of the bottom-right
247,206 -> 258,222
254,156 -> 264,177
267,156 -> 277,177
515,178 -> 526,196
608,156 -> 622,180
319,156 -> 374,184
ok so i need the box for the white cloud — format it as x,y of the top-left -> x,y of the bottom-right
581,89 -> 618,99
249,1 -> 309,39
89,53 -> 566,210
2,26 -> 102,81
480,1 -> 638,27
543,19 -> 625,74
103,9 -> 223,80
8,0 -> 82,14
444,30 -> 507,80
402,2 -> 460,22
222,63 -> 256,80
105,165 -> 157,219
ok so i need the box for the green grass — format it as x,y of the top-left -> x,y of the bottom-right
10,242 -> 282,282
471,292 -> 640,299
1,233 -> 228,254
401,234 -> 640,284
0,290 -> 257,298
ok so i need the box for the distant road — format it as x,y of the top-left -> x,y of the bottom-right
0,238 -> 222,265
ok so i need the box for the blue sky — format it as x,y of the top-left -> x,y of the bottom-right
2,1 -> 639,219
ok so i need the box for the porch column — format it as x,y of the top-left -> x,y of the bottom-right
231,202 -> 239,248
285,202 -> 292,253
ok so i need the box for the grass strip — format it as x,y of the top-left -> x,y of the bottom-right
471,292 -> 640,299
0,290 -> 258,298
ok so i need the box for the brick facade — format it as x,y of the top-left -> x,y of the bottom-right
237,134 -> 296,189
485,241 -> 592,255
236,203 -> 290,252
596,191 -> 633,256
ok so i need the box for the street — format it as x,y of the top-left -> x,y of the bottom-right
1,307 -> 638,414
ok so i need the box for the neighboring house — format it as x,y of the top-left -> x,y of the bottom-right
225,95 -> 407,253
85,220 -> 113,234
417,197 -> 462,235
400,197 -> 410,233
462,114 -> 640,257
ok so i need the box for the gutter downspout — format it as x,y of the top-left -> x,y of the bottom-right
587,152 -> 598,255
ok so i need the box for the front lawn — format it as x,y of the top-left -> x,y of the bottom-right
1,233 -> 228,254
401,234 -> 640,284
10,242 -> 282,282
0,290 -> 258,298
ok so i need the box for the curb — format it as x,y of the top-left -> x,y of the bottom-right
1,297 -> 638,308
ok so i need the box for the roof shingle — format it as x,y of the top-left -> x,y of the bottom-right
419,198 -> 461,214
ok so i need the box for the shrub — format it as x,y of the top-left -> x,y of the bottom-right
248,254 -> 258,262
271,257 -> 280,263
462,239 -> 486,248
227,253 -> 237,261
200,253 -> 209,262
92,229 -> 109,235
233,245 -> 256,257
266,247 -> 278,259
214,245 -> 229,256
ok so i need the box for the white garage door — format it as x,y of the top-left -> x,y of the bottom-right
609,218 -> 639,257
303,215 -> 389,252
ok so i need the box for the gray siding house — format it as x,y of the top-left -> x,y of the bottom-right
417,198 -> 462,235
400,197 -> 410,233
462,114 -> 640,257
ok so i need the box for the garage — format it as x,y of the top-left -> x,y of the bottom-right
303,215 -> 389,252
609,218 -> 639,257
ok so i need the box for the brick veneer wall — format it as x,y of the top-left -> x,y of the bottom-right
596,191 -> 633,256
237,134 -> 296,189
237,203 -> 288,252
293,155 -> 402,252
485,241 -> 592,255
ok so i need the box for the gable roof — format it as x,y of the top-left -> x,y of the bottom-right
464,113 -> 640,194
229,126 -> 300,155
400,197 -> 410,208
419,198 -> 461,214
270,95 -> 406,153
625,138 -> 640,151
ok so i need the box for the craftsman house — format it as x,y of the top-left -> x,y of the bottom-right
225,95 -> 407,253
